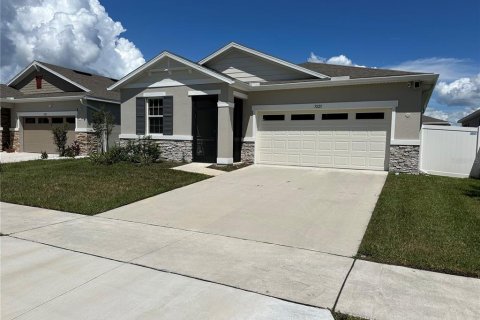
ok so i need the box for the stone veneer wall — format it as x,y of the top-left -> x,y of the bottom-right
241,141 -> 255,163
157,140 -> 192,162
120,139 -> 193,162
389,145 -> 420,174
10,131 -> 20,151
75,132 -> 99,155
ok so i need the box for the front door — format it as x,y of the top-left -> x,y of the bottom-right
192,95 -> 218,163
233,98 -> 243,162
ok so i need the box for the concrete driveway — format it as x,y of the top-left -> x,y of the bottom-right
100,165 -> 387,257
1,165 -> 386,319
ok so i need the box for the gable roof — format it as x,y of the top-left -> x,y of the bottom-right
422,115 -> 450,125
108,51 -> 235,91
300,62 -> 426,79
0,84 -> 24,99
199,42 -> 330,80
5,61 -> 119,102
458,108 -> 480,124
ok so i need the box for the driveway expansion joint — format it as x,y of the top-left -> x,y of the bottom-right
99,215 -> 353,259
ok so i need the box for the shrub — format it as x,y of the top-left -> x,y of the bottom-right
52,125 -> 68,156
40,151 -> 48,159
63,141 -> 81,158
89,137 -> 161,165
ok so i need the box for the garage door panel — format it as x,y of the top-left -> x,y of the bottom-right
257,110 -> 389,171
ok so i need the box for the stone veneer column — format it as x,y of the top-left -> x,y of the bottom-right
240,141 -> 255,163
389,145 -> 420,174
75,132 -> 99,155
10,131 -> 20,151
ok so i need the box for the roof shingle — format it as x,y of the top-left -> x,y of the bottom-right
299,62 -> 426,79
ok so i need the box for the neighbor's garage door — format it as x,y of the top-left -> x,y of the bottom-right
256,109 -> 390,171
23,116 -> 75,153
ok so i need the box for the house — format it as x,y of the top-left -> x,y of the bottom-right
458,108 -> 480,127
108,42 -> 439,173
422,115 -> 450,126
0,61 -> 121,154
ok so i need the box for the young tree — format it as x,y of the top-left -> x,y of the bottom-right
52,124 -> 69,156
92,108 -> 115,153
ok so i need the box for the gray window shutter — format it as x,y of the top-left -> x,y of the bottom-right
136,97 -> 145,135
163,96 -> 173,135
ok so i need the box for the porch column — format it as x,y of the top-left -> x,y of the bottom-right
217,87 -> 234,164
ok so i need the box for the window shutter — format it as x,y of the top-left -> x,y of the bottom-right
163,96 -> 173,135
136,97 -> 146,135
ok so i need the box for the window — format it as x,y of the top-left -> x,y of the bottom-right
52,117 -> 63,124
291,114 -> 315,121
263,114 -> 285,121
25,117 -> 36,124
356,112 -> 385,120
66,117 -> 75,124
38,117 -> 49,124
322,113 -> 348,120
147,98 -> 163,134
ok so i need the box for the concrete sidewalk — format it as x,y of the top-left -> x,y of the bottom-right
2,237 -> 332,320
2,202 -> 479,319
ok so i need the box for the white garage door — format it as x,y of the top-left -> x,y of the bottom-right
256,110 -> 390,171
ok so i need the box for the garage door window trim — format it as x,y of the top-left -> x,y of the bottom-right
263,114 -> 285,121
322,113 -> 349,120
291,114 -> 315,121
356,112 -> 385,120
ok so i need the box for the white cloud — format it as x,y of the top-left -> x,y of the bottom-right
436,74 -> 480,107
308,52 -> 364,67
386,57 -> 476,82
425,106 -> 478,124
0,0 -> 145,82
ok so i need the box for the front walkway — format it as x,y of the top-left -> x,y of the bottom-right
2,202 -> 479,319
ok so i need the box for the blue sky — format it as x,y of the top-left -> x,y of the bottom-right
101,0 -> 480,68
1,0 -> 479,123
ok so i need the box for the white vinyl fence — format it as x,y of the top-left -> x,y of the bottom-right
420,125 -> 480,178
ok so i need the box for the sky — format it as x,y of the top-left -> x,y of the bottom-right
1,0 -> 479,123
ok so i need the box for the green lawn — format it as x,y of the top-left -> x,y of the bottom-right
358,173 -> 480,278
332,312 -> 366,320
0,159 -> 210,215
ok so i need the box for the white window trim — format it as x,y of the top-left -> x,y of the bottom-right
142,91 -> 166,97
146,98 -> 164,135
119,134 -> 192,141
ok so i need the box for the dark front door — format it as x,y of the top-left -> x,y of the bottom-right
192,95 -> 218,163
233,98 -> 243,162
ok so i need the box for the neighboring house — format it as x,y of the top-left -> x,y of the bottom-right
109,42 -> 439,173
0,61 -> 120,154
458,108 -> 480,127
422,115 -> 450,126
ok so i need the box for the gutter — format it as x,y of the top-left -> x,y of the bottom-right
248,73 -> 439,91
0,95 -> 85,103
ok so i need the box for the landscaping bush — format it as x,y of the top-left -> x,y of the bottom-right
63,141 -> 81,158
40,151 -> 48,159
52,124 -> 68,156
89,137 -> 161,165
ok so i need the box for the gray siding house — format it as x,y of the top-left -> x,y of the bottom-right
458,109 -> 480,127
0,61 -> 120,154
109,42 -> 439,173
